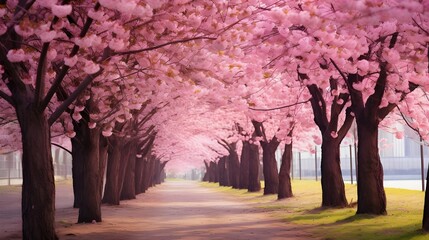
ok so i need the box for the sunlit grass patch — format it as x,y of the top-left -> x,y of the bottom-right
201,180 -> 429,240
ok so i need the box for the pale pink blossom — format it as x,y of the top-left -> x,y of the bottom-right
64,55 -> 78,67
51,4 -> 72,18
83,60 -> 100,74
7,49 -> 26,62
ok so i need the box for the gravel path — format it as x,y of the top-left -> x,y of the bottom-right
1,181 -> 317,240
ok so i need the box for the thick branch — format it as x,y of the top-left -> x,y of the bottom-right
48,69 -> 103,125
337,107 -> 355,141
35,43 -> 49,105
365,62 -> 387,115
41,2 -> 101,111
0,90 -> 15,106
0,44 -> 26,91
308,84 -> 329,131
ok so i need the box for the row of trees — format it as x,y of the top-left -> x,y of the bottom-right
2,0 -> 429,238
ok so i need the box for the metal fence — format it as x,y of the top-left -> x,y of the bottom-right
281,134 -> 429,191
0,146 -> 72,186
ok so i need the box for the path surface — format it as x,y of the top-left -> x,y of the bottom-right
1,181 -> 317,240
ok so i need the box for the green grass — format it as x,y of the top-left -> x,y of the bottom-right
200,180 -> 428,240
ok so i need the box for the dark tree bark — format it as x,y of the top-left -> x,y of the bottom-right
152,159 -> 161,186
218,156 -> 230,186
77,127 -> 103,223
135,156 -> 145,193
71,123 -> 85,209
70,98 -> 105,223
343,67 -> 389,214
142,157 -> 153,192
102,136 -> 124,205
338,34 -> 406,214
423,165 -> 429,231
248,142 -> 261,192
209,161 -> 218,183
159,161 -> 168,184
239,141 -> 250,189
140,159 -> 150,193
202,160 -> 210,182
228,143 -> 240,189
252,120 -> 280,195
135,134 -> 155,193
121,140 -> 138,200
304,80 -> 353,208
278,142 -> 293,199
99,135 -> 108,199
355,118 -> 386,214
321,138 -> 348,207
261,140 -> 280,195
17,106 -> 57,240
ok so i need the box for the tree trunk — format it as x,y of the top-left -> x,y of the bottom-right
209,161 -> 217,183
121,140 -> 137,200
356,120 -> 386,215
102,138 -> 124,205
228,150 -> 240,189
239,141 -> 250,189
142,158 -> 153,192
17,105 -> 57,240
218,156 -> 230,186
422,164 -> 429,231
152,159 -> 161,186
278,142 -> 293,199
261,141 -> 280,195
134,156 -> 145,194
202,160 -> 209,182
77,127 -> 103,223
98,135 -> 108,200
248,143 -> 261,192
321,138 -> 348,207
71,122 -> 85,209
117,141 -> 132,199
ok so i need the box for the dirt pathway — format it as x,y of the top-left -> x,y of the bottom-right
1,181 -> 317,240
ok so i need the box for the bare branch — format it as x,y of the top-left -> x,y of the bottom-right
115,36 -> 217,56
51,142 -> 72,155
249,99 -> 310,111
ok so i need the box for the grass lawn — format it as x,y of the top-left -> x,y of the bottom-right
201,180 -> 428,240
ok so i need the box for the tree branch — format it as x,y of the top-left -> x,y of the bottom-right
48,69 -> 103,125
51,142 -> 72,155
115,36 -> 217,56
40,2 -> 101,111
0,43 -> 26,91
249,99 -> 310,111
337,107 -> 355,141
0,90 -> 15,106
35,43 -> 49,106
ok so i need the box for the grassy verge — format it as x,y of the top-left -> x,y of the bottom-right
200,180 -> 428,240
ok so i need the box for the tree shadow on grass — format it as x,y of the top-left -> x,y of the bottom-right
334,213 -> 378,224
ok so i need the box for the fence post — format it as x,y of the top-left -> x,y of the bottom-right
299,152 -> 302,180
421,136 -> 425,192
63,150 -> 68,180
315,146 -> 318,181
291,153 -> 294,180
349,145 -> 353,184
7,155 -> 11,186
